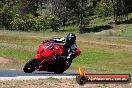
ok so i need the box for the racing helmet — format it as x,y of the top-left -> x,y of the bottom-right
66,33 -> 76,45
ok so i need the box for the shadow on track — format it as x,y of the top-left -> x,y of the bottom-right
0,70 -> 79,77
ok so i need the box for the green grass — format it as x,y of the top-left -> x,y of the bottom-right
112,24 -> 132,37
89,16 -> 132,37
89,17 -> 111,27
73,48 -> 132,73
0,30 -> 132,74
0,47 -> 34,61
61,25 -> 79,32
96,22 -> 132,37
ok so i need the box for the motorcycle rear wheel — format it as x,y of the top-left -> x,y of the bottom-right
54,68 -> 65,74
23,58 -> 37,73
54,62 -> 71,74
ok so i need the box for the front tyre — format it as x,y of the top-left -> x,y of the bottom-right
23,58 -> 37,73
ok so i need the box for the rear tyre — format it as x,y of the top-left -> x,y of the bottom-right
54,68 -> 65,74
23,58 -> 37,73
54,62 -> 71,74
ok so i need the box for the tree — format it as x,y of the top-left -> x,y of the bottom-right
58,0 -> 89,33
111,0 -> 132,22
19,0 -> 39,18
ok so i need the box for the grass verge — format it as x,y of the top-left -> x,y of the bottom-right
0,30 -> 132,74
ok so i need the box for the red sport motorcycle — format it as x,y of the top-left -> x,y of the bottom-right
23,41 -> 81,74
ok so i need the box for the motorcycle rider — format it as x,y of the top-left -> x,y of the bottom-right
43,33 -> 77,65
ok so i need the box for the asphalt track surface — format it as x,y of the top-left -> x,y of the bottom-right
0,69 -> 79,81
0,70 -> 132,81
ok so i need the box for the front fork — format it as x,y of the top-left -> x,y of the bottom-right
34,54 -> 45,71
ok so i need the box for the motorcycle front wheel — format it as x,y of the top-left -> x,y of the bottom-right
23,58 -> 37,73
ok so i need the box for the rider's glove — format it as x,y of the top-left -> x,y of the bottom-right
41,40 -> 49,44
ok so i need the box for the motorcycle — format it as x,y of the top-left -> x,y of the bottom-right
23,41 -> 81,74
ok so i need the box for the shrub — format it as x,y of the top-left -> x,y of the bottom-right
94,0 -> 113,17
0,7 -> 15,29
10,14 -> 26,31
47,15 -> 61,32
10,14 -> 49,31
25,14 -> 48,31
